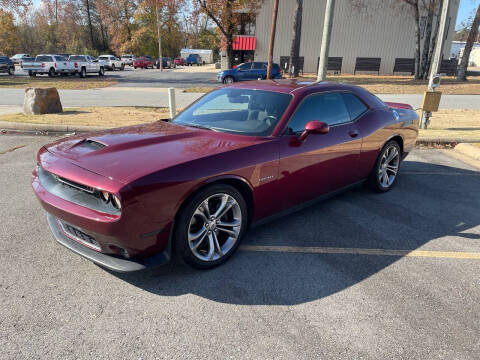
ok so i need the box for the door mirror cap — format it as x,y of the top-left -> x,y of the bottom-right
298,121 -> 330,141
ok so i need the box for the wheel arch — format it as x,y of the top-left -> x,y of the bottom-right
385,134 -> 404,155
174,175 -> 255,229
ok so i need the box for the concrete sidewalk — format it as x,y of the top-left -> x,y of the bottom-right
1,87 -> 480,109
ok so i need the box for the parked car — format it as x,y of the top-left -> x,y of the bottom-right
98,55 -> 124,71
68,55 -> 105,77
121,54 -> 136,66
19,57 -> 35,68
22,54 -> 77,77
31,80 -> 419,272
0,56 -> 15,75
186,53 -> 202,66
217,62 -> 282,84
133,56 -> 153,69
155,57 -> 174,69
174,57 -> 186,66
10,53 -> 31,65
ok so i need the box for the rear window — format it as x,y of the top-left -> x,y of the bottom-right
342,93 -> 368,120
55,56 -> 67,61
98,56 -> 108,60
69,56 -> 85,61
36,56 -> 53,62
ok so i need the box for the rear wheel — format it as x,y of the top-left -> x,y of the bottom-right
28,70 -> 36,77
48,67 -> 55,77
99,67 -> 105,76
8,67 -> 14,76
79,67 -> 86,78
111,64 -> 115,71
368,140 -> 401,192
120,64 -> 125,71
175,184 -> 248,269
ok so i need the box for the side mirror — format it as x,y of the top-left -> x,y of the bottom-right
298,121 -> 329,141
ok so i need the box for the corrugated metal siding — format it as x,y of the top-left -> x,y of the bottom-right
255,0 -> 460,75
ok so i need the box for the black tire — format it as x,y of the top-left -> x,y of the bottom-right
134,66 -> 137,69
368,140 -> 402,193
111,64 -> 115,71
99,67 -> 105,76
120,64 -> 125,71
79,67 -> 86,78
28,70 -> 36,77
8,67 -> 14,76
174,184 -> 248,270
48,67 -> 55,77
223,76 -> 234,84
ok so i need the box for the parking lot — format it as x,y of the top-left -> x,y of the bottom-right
12,64 -> 218,88
1,134 -> 479,359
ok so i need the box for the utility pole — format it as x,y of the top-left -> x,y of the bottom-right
156,0 -> 163,72
267,0 -> 279,79
317,0 -> 335,81
420,0 -> 450,129
428,0 -> 450,86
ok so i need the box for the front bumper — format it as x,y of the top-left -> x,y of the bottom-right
47,213 -> 171,272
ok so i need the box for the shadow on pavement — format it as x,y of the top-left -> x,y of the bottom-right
113,160 -> 480,305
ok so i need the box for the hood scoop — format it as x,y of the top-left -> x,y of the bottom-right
77,139 -> 107,151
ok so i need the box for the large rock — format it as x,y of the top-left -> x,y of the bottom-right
23,88 -> 63,115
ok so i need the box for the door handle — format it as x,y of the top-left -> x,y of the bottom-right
348,130 -> 359,138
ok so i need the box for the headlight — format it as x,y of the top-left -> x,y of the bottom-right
99,190 -> 121,210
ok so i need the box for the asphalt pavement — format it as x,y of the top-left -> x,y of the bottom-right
1,134 -> 479,359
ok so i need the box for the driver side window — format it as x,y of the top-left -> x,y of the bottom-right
287,92 -> 350,133
237,63 -> 252,71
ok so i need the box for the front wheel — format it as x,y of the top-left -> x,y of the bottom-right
120,64 -> 125,71
111,64 -> 115,71
368,140 -> 401,192
8,67 -> 14,76
175,184 -> 248,269
223,76 -> 234,84
28,70 -> 36,77
79,67 -> 86,78
48,68 -> 55,77
99,67 -> 105,76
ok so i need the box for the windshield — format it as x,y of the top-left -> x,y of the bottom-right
173,88 -> 292,136
98,56 -> 108,60
69,56 -> 85,61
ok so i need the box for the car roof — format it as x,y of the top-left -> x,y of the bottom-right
225,79 -> 383,104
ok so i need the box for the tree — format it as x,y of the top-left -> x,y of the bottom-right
0,10 -> 18,55
196,0 -> 263,69
457,3 -> 480,81
288,0 -> 302,77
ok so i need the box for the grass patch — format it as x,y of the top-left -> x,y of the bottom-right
0,107 -> 175,128
298,74 -> 480,94
0,76 -> 117,90
418,109 -> 480,140
182,87 -> 215,93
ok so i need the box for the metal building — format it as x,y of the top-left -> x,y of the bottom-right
243,0 -> 460,75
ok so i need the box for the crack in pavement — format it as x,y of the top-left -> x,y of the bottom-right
0,145 -> 26,155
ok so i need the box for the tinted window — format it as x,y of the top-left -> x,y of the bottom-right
69,56 -> 85,61
36,56 -> 53,62
287,92 -> 350,133
173,88 -> 292,136
253,62 -> 265,69
0,57 -> 6,63
237,63 -> 252,71
98,56 -> 108,60
342,93 -> 368,120
55,56 -> 67,61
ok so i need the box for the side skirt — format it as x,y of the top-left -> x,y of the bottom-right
251,179 -> 367,229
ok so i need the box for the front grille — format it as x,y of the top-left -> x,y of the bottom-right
59,220 -> 101,251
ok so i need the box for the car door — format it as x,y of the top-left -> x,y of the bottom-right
0,57 -> 6,73
250,62 -> 266,80
278,92 -> 363,209
235,63 -> 253,81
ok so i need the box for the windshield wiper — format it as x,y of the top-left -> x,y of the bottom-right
183,124 -> 218,132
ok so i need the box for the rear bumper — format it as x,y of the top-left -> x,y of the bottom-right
47,213 -> 171,272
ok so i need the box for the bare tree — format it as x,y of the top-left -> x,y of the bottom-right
288,0 -> 303,77
457,3 -> 480,81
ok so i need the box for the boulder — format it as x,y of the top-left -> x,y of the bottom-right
23,88 -> 63,115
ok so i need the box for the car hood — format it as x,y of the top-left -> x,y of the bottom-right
44,121 -> 264,184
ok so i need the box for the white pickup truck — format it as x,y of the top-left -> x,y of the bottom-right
68,55 -> 105,77
23,54 -> 77,77
97,55 -> 125,71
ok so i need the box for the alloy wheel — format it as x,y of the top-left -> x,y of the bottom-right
187,193 -> 242,262
378,145 -> 400,188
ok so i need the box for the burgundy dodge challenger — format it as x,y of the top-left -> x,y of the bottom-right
32,80 -> 418,271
